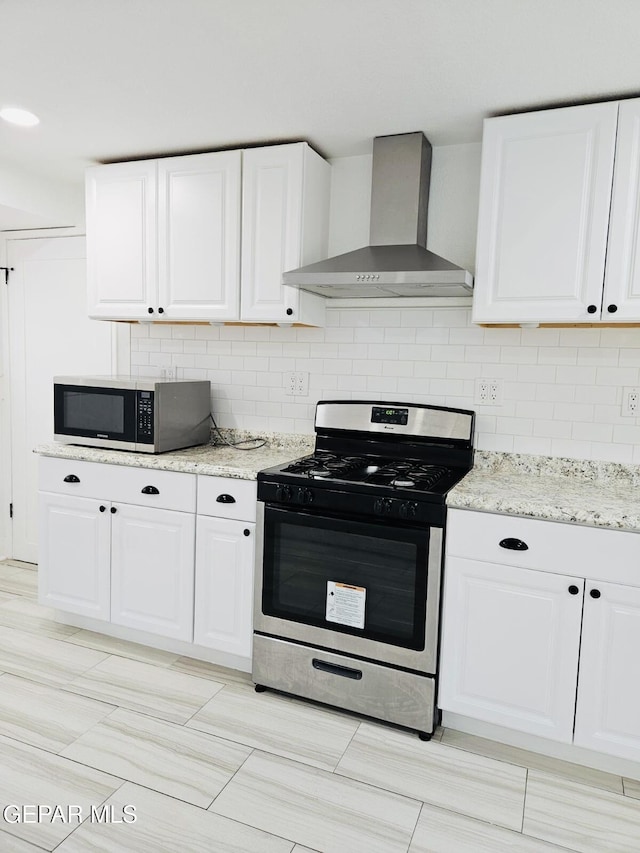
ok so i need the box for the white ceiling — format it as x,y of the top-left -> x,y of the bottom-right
1,0 -> 639,192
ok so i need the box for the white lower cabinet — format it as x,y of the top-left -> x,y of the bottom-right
440,509 -> 640,763
39,492 -> 111,620
439,557 -> 583,742
110,503 -> 195,641
38,457 -> 257,663
193,516 -> 255,657
193,475 -> 257,659
573,581 -> 640,760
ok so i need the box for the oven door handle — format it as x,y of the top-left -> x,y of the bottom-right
312,658 -> 363,680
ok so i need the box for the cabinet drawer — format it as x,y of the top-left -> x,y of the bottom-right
105,465 -> 196,513
197,476 -> 257,521
447,509 -> 640,585
39,457 -> 110,500
39,457 -> 196,513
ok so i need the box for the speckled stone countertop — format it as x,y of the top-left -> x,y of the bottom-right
35,430 -> 315,480
448,451 -> 640,532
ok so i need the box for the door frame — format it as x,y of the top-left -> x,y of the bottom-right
0,227 -> 130,561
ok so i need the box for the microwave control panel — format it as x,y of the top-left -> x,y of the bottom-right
136,391 -> 154,443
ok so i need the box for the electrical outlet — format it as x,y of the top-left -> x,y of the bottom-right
284,371 -> 309,396
474,377 -> 503,406
623,387 -> 640,417
161,367 -> 176,381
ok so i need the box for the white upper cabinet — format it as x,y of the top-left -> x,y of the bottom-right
87,151 -> 241,322
157,152 -> 241,321
86,143 -> 330,325
473,100 -> 634,324
86,160 -> 157,320
240,142 -> 329,325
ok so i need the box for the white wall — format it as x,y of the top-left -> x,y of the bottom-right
120,144 -> 640,464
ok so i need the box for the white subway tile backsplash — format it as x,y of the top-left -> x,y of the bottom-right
139,310 -> 640,463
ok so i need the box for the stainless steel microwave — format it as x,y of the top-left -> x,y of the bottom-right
53,376 -> 211,453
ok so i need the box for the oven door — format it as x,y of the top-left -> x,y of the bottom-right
254,503 -> 443,673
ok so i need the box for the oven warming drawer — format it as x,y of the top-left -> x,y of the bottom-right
252,634 -> 435,734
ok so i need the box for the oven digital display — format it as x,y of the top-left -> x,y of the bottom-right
371,406 -> 409,426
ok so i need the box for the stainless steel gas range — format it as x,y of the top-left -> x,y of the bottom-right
252,400 -> 475,740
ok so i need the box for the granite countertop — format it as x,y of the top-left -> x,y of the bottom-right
35,430 -> 315,480
448,451 -> 640,533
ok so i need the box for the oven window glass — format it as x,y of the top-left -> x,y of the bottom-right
63,391 -> 125,433
262,508 -> 428,649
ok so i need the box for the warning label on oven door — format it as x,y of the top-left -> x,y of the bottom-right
326,581 -> 366,629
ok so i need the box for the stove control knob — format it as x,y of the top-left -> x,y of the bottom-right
398,501 -> 419,519
276,484 -> 293,502
374,498 -> 393,515
408,502 -> 418,519
298,487 -> 314,505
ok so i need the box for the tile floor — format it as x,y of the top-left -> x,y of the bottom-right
0,558 -> 639,852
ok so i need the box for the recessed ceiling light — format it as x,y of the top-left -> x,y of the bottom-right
0,106 -> 40,127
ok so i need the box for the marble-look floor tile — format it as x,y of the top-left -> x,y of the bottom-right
441,728 -> 624,794
170,655 -> 253,685
187,683 -> 359,771
336,722 -> 526,831
56,781 -> 294,853
409,802 -> 569,852
0,625 -> 108,686
0,833 -> 49,851
523,770 -> 640,852
64,655 -> 225,724
64,629 -> 181,667
62,707 -> 252,807
1,559 -> 37,571
210,750 -> 421,853
0,566 -> 38,598
0,597 -> 81,640
0,673 -> 115,752
623,777 -> 640,799
0,735 -> 121,851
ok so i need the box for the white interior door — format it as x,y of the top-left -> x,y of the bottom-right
8,235 -> 128,563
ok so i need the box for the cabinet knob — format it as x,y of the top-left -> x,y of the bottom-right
568,584 -> 580,595
499,537 -> 528,551
286,308 -> 293,316
587,305 -> 597,314
607,304 -> 618,313
99,505 -> 106,513
158,307 -> 164,314
110,506 -> 117,514
148,307 -> 154,314
63,474 -> 80,483
243,528 -> 251,537
141,485 -> 160,495
589,588 -> 601,599
216,494 -> 236,504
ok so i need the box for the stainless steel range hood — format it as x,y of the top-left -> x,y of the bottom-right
283,132 -> 473,297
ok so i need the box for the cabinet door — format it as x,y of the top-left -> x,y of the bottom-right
86,160 -> 157,320
193,515 -> 255,658
240,144 -> 305,322
439,557 -> 583,741
602,98 -> 640,320
157,151 -> 241,321
574,581 -> 640,761
473,102 -> 618,324
110,503 -> 195,641
38,492 -> 110,620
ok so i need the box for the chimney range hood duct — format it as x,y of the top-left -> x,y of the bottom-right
283,131 -> 473,297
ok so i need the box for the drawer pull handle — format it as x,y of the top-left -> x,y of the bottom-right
141,485 -> 160,495
590,588 -> 602,599
568,585 -> 580,595
110,507 -> 117,514
499,537 -> 528,551
99,505 -> 106,513
63,474 -> 80,483
216,494 -> 236,503
243,528 -> 251,537
312,658 -> 363,680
